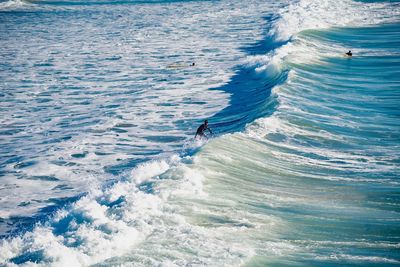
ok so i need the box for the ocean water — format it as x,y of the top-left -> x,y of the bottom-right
0,0 -> 399,266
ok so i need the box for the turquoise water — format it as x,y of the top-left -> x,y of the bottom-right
184,22 -> 400,266
1,0 -> 400,266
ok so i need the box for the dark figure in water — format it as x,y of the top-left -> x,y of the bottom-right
346,50 -> 352,56
195,120 -> 212,139
191,62 -> 195,66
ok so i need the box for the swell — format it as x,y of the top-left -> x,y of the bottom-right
177,19 -> 400,266
207,0 -> 400,134
202,15 -> 288,135
1,0 -> 399,266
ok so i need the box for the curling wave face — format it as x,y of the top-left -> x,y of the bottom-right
1,0 -> 400,266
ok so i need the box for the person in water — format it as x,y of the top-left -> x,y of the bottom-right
195,119 -> 212,139
345,50 -> 352,56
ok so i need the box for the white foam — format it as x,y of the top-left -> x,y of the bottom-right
0,0 -> 28,10
1,0 -> 279,224
130,160 -> 170,185
0,156 -> 172,265
269,0 -> 400,42
0,151 -> 262,265
244,0 -> 400,78
2,0 -> 399,265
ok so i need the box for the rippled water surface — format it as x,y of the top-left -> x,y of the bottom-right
0,0 -> 399,266
0,0 -> 283,230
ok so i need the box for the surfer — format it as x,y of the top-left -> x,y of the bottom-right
345,50 -> 352,57
195,120 -> 212,139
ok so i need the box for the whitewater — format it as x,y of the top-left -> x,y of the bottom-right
0,0 -> 399,266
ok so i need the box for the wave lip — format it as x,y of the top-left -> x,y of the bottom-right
268,0 -> 400,42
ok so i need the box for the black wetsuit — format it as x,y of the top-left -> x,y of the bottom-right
195,123 -> 212,138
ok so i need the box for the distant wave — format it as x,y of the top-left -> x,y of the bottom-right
0,0 -> 209,8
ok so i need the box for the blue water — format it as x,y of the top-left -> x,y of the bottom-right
1,0 -> 400,266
